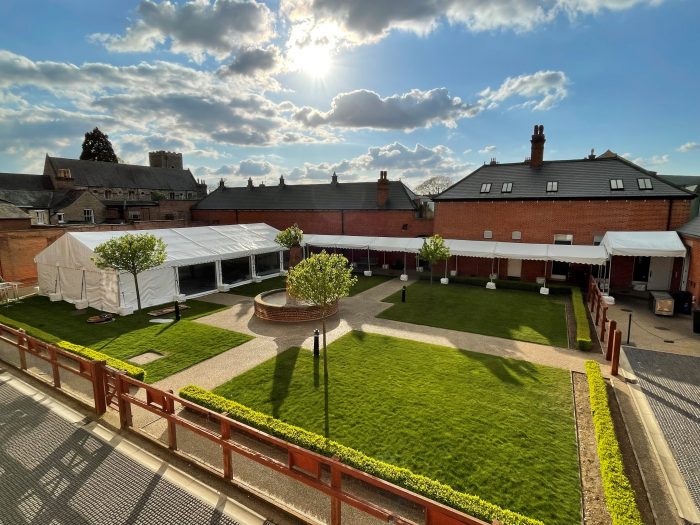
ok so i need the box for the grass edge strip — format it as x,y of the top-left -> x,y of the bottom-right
56,340 -> 146,381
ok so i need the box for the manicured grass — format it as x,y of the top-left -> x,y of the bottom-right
0,297 -> 251,383
231,274 -> 394,297
378,281 -> 568,347
213,332 -> 580,524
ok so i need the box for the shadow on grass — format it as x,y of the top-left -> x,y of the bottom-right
270,346 -> 300,419
461,350 -> 541,386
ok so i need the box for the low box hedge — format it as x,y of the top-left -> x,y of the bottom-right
180,384 -> 543,525
585,361 -> 642,525
57,340 -> 146,381
418,274 -> 571,294
572,288 -> 592,350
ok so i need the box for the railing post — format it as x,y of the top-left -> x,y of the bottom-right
17,329 -> 27,370
116,373 -> 133,429
92,360 -> 108,415
595,298 -> 601,325
605,320 -> 617,360
330,461 -> 342,525
221,414 -> 233,480
49,345 -> 61,388
166,389 -> 178,451
611,329 -> 622,376
600,306 -> 608,341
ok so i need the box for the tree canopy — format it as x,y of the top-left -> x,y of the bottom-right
419,235 -> 451,283
287,251 -> 356,313
414,176 -> 454,196
80,127 -> 118,163
92,233 -> 167,310
275,224 -> 304,249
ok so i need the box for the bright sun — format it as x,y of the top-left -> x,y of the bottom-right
292,44 -> 333,79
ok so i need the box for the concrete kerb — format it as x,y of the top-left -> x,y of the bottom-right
618,348 -> 700,524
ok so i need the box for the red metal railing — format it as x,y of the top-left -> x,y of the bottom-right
0,322 -> 494,525
587,276 -> 622,375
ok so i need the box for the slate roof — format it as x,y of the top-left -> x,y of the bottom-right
435,156 -> 694,201
0,189 -> 56,209
194,180 -> 419,211
659,175 -> 700,192
45,156 -> 199,191
0,173 -> 52,191
678,216 -> 700,239
0,200 -> 30,219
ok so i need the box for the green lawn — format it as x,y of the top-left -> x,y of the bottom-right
0,297 -> 251,383
379,281 -> 568,347
230,274 -> 394,297
213,332 -> 580,525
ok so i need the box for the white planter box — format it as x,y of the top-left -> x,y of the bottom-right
49,292 -> 62,302
280,269 -> 288,276
217,284 -> 231,292
489,273 -> 498,280
174,294 -> 186,303
450,270 -> 457,277
400,274 -> 408,282
536,277 -> 546,285
440,277 -> 449,285
602,295 -> 616,305
416,266 -> 424,272
118,306 -> 134,316
486,282 -> 497,290
364,270 -> 372,277
381,264 -> 389,270
539,287 -> 550,295
254,277 -> 262,283
74,300 -> 89,310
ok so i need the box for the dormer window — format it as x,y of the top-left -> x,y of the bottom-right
501,182 -> 513,193
637,178 -> 653,190
610,179 -> 624,190
480,183 -> 492,193
57,168 -> 71,179
546,181 -> 558,192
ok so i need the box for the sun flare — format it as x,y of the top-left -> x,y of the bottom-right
292,44 -> 333,78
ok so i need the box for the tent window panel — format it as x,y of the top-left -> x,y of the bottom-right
255,252 -> 280,277
221,257 -> 251,284
177,263 -> 217,295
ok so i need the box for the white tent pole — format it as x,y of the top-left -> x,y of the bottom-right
367,247 -> 371,272
174,266 -> 180,294
608,258 -> 613,295
490,258 -> 495,280
404,253 -> 407,274
455,255 -> 458,274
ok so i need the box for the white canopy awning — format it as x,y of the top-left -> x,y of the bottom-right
546,244 -> 609,265
600,231 -> 687,257
494,242 -> 549,261
445,239 -> 496,258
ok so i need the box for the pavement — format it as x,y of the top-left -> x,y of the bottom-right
153,276 -> 605,393
0,371 -> 268,525
619,347 -> 700,524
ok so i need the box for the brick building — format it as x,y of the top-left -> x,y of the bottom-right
192,171 -> 433,238
678,217 -> 700,305
0,201 -> 31,231
433,125 -> 696,291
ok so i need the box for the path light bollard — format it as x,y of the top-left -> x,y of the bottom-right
313,329 -> 320,358
401,286 -> 406,303
627,312 -> 632,345
174,301 -> 181,321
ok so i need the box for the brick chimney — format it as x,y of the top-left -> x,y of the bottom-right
247,177 -> 253,189
377,170 -> 390,208
530,124 -> 545,168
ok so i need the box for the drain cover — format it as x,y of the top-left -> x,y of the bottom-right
663,340 -> 675,343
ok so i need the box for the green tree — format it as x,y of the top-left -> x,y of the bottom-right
419,234 -> 451,284
80,127 -> 118,163
92,233 -> 167,311
286,251 -> 356,437
274,223 -> 304,248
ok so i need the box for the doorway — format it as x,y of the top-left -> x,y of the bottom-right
648,257 -> 673,290
507,258 -> 522,278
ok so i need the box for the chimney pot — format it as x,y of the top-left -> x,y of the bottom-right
219,178 -> 225,189
530,123 -> 546,168
331,171 -> 338,184
247,177 -> 253,189
279,175 -> 285,186
377,170 -> 390,207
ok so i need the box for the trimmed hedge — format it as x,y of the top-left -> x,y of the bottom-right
585,361 -> 643,525
180,385 -> 544,525
57,341 -> 146,381
572,288 -> 592,350
417,273 -> 571,294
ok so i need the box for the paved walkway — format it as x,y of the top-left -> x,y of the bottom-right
620,348 -> 700,524
0,372 -> 266,525
154,277 -> 605,392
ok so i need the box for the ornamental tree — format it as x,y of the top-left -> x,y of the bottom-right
286,251 -> 356,354
275,223 -> 304,248
92,233 -> 167,311
80,127 -> 118,163
419,234 -> 451,284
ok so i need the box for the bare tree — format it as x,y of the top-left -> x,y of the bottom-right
414,176 -> 454,196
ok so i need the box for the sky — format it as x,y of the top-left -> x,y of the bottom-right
0,0 -> 698,190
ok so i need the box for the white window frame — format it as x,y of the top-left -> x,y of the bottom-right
483,230 -> 493,239
56,212 -> 65,224
610,179 -> 624,190
480,183 -> 492,194
84,208 -> 94,223
501,182 -> 513,193
546,181 -> 558,192
637,177 -> 653,190
129,210 -> 141,220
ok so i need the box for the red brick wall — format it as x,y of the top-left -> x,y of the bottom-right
434,199 -> 691,244
0,219 -> 32,231
0,220 -> 186,283
191,209 -> 433,237
681,235 -> 700,304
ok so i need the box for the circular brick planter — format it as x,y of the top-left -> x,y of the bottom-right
253,289 -> 338,322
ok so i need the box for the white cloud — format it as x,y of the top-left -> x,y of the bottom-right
281,0 -> 663,48
219,46 -> 281,76
625,153 -> 671,167
677,141 -> 700,153
479,145 -> 497,154
90,0 -> 275,63
292,70 -> 568,131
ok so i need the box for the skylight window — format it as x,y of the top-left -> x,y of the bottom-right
546,181 -> 558,192
637,178 -> 653,190
480,183 -> 492,193
610,179 -> 624,190
501,182 -> 513,193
